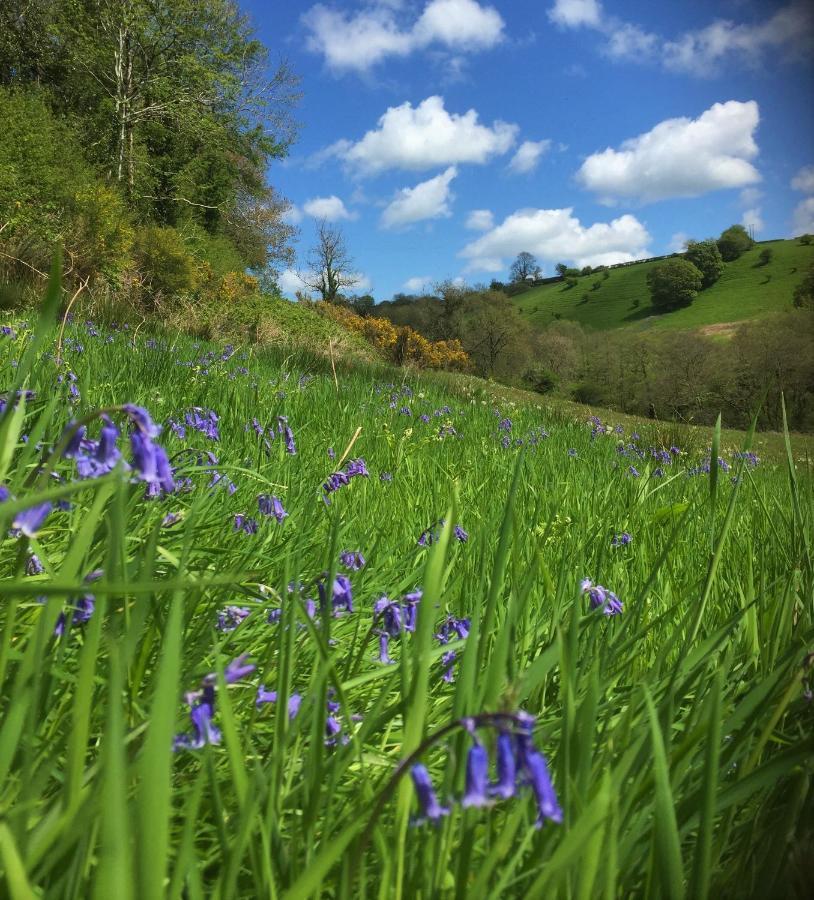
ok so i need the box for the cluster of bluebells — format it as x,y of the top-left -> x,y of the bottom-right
339,550 -> 366,571
258,494 -> 287,523
435,615 -> 470,682
373,590 -> 423,664
174,654 -> 256,751
581,578 -> 624,616
417,520 -> 468,547
168,408 -> 220,441
322,458 -> 369,502
409,712 -> 561,828
611,531 -> 632,548
249,415 -> 297,455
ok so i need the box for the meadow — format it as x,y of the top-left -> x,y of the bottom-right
513,239 -> 813,333
0,276 -> 812,898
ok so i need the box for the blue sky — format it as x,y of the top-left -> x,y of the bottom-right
240,0 -> 814,299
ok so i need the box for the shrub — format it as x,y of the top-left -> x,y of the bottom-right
799,234 -> 812,245
133,226 -> 200,308
684,239 -> 725,288
647,259 -> 703,311
523,367 -> 558,394
757,248 -> 773,266
717,224 -> 753,261
793,264 -> 814,310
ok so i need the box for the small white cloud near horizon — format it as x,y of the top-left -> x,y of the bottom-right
792,197 -> 814,236
465,209 -> 494,231
508,140 -> 552,174
303,0 -> 504,74
302,195 -> 356,221
460,206 -> 651,272
742,208 -> 765,235
791,165 -> 814,194
667,232 -> 689,253
277,269 -> 307,296
283,204 -> 303,225
577,100 -> 761,203
331,96 -> 517,176
381,167 -> 458,229
403,275 -> 433,293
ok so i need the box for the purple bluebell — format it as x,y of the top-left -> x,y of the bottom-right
567,448 -> 577,457
340,550 -> 366,571
441,650 -> 457,682
216,606 -> 250,632
26,554 -> 44,576
454,525 -> 469,543
319,574 -> 354,615
325,715 -> 342,746
462,743 -> 490,808
258,494 -> 287,522
410,764 -> 449,825
225,654 -> 255,684
581,579 -> 623,616
62,423 -> 87,457
490,732 -> 517,799
233,514 -> 258,535
123,404 -> 160,438
611,532 -> 632,547
377,631 -> 394,665
174,698 -> 221,751
256,686 -> 302,717
162,512 -> 181,527
517,737 -> 563,826
13,501 -> 53,537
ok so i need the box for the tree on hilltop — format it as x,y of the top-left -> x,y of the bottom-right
684,239 -> 724,288
717,224 -> 753,261
510,251 -> 541,282
647,258 -> 703,311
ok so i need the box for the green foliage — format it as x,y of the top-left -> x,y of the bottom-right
1,308 -> 811,896
757,247 -> 773,266
511,240 -> 812,333
717,224 -> 753,261
647,258 -> 703,310
133,226 -> 200,307
799,234 -> 813,246
793,264 -> 814,310
685,239 -> 725,288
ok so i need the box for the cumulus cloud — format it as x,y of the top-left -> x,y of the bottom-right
460,207 -> 651,272
278,269 -> 307,296
303,0 -> 504,73
577,101 -> 761,203
742,209 -> 764,235
335,96 -> 517,175
792,197 -> 814,236
667,232 -> 690,253
547,1 -> 813,76
465,209 -> 494,231
403,275 -> 433,293
507,140 -> 552,174
548,0 -> 602,28
302,195 -> 357,221
792,165 -> 814,194
283,204 -> 303,225
381,167 -> 457,228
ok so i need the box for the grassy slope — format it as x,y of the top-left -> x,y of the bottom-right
0,311 -> 811,896
513,239 -> 813,332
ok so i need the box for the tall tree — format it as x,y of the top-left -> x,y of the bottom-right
510,251 -> 541,282
301,220 -> 359,302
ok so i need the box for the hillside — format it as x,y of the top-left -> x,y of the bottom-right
513,239 -> 813,332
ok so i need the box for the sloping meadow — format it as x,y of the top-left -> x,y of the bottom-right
1,276 -> 812,898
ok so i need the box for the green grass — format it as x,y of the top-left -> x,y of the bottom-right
0,287 -> 812,898
514,239 -> 813,333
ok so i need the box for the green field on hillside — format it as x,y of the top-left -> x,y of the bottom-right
1,288 -> 812,896
513,239 -> 813,332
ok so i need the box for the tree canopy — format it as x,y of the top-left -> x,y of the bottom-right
647,258 -> 703,310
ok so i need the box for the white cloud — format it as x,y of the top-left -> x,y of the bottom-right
792,165 -> 814,194
283,204 -> 303,225
403,275 -> 433,293
381,167 -> 457,228
548,0 -> 602,28
508,140 -> 552,174
303,0 -> 504,73
413,0 -> 504,49
350,272 -> 373,294
668,232 -> 689,253
742,208 -> 764,235
547,1 -> 813,76
302,195 -> 356,221
338,96 -> 518,175
460,207 -> 651,271
792,197 -> 814,236
465,209 -> 494,230
577,101 -> 760,203
278,269 -> 307,297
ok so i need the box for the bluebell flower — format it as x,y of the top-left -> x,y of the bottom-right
517,735 -> 563,826
225,654 -> 255,684
256,686 -> 301,718
410,765 -> 449,825
319,574 -> 354,615
174,698 -> 220,751
340,550 -> 366,571
258,494 -> 287,522
490,732 -> 517,799
233,514 -> 258,535
462,743 -> 490,808
454,525 -> 469,543
567,448 -> 577,457
377,631 -> 394,665
581,578 -> 623,616
26,554 -> 44,575
611,532 -> 632,547
13,501 -> 53,537
216,606 -> 250,632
